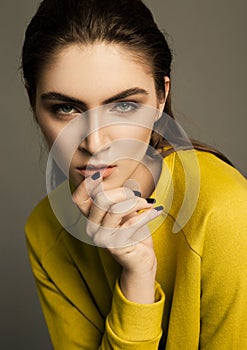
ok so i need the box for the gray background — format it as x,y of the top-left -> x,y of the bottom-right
0,0 -> 246,348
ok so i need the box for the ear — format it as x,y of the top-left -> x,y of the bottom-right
156,76 -> 170,121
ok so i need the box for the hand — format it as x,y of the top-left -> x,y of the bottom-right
72,172 -> 164,303
72,172 -> 163,248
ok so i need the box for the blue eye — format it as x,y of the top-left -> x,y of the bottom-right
50,104 -> 80,117
111,102 -> 140,114
58,105 -> 75,114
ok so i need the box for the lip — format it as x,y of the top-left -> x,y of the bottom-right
77,165 -> 117,179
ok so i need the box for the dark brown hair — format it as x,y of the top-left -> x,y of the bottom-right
21,0 -> 233,166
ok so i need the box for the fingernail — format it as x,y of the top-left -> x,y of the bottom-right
92,172 -> 101,180
146,198 -> 156,204
154,205 -> 164,212
133,190 -> 141,197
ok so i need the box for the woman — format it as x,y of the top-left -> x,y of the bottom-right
22,0 -> 247,349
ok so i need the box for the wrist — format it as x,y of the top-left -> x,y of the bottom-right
120,267 -> 157,304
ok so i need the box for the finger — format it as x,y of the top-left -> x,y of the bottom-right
92,219 -> 149,248
110,206 -> 164,247
122,206 -> 164,229
72,171 -> 103,216
86,204 -> 139,240
88,187 -> 138,226
90,206 -> 163,248
101,197 -> 156,228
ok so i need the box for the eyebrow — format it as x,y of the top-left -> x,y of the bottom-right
40,88 -> 149,109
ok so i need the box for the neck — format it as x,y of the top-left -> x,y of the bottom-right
129,154 -> 163,198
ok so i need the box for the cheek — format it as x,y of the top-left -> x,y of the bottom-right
111,125 -> 152,143
109,126 -> 152,166
39,124 -> 57,148
36,115 -> 63,149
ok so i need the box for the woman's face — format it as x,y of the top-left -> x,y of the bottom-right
35,43 -> 169,191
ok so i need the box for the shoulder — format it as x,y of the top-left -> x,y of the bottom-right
25,194 -> 64,261
25,180 -> 93,261
196,150 -> 246,197
163,149 -> 247,254
170,149 -> 247,209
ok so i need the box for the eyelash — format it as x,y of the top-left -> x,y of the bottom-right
49,104 -> 80,117
49,101 -> 141,118
110,101 -> 140,114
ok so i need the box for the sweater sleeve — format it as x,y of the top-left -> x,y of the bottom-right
200,198 -> 247,349
26,231 -> 165,350
102,279 -> 165,348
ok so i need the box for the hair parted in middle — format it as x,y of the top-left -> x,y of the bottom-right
21,0 -> 233,165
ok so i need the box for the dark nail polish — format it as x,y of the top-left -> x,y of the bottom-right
154,205 -> 164,212
92,171 -> 101,180
146,198 -> 156,204
133,190 -> 141,197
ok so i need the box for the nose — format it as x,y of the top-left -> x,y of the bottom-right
79,109 -> 110,155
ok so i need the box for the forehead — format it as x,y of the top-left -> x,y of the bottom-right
37,43 -> 156,104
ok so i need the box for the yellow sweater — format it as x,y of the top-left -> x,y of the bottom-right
25,150 -> 247,349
